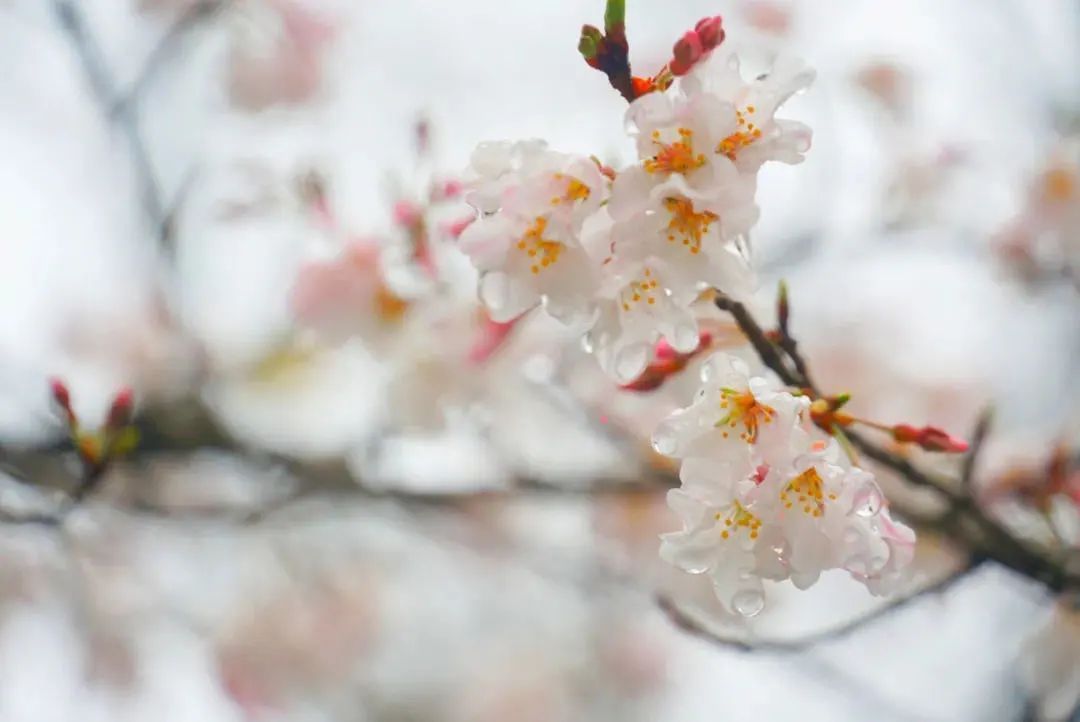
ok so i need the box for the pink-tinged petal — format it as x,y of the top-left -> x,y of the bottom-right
457,216 -> 515,270
467,315 -> 518,364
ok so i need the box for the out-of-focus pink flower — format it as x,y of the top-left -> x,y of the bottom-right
392,200 -> 422,229
1021,601 -> 1080,721
983,445 -> 1080,513
741,0 -> 792,35
996,144 -> 1080,281
228,0 -> 337,111
854,61 -> 912,116
290,239 -> 408,340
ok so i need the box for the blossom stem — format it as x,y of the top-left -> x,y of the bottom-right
831,426 -> 861,466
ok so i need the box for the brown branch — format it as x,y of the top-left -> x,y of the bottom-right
960,408 -> 994,489
658,560 -> 981,653
109,1 -> 227,118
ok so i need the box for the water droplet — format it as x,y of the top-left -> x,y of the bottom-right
852,480 -> 883,518
678,557 -> 712,575
651,423 -> 679,456
731,588 -> 765,618
614,345 -> 648,383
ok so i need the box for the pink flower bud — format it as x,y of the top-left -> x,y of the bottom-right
50,377 -> 77,427
670,30 -> 703,76
694,15 -> 725,50
49,377 -> 71,412
106,387 -> 135,432
892,424 -> 968,453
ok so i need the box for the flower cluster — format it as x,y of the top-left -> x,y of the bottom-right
457,35 -> 916,613
459,49 -> 812,384
653,354 -> 914,614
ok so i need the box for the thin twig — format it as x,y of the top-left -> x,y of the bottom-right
54,0 -> 166,232
658,560 -> 981,653
960,407 -> 994,489
109,1 -> 226,118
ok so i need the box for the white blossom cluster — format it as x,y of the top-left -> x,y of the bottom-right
457,52 -> 915,614
460,53 -> 813,383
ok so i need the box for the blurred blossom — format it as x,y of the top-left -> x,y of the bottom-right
1021,601 -> 1080,722
228,0 -> 338,111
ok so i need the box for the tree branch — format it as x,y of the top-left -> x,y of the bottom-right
109,1 -> 227,119
658,560 -> 981,653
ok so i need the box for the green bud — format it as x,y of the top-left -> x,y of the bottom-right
578,24 -> 602,59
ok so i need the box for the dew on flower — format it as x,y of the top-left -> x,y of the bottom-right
651,424 -> 680,456
852,480 -> 884,518
731,588 -> 765,618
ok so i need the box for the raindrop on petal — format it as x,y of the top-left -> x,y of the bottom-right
651,422 -> 680,456
852,480 -> 883,518
731,588 -> 765,618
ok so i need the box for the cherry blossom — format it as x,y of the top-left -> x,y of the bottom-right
661,425 -> 915,612
290,239 -> 409,343
682,53 -> 815,173
585,260 -> 702,383
651,352 -> 809,480
660,469 -> 772,614
458,141 -> 607,324
612,90 -> 744,220
608,178 -> 757,305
